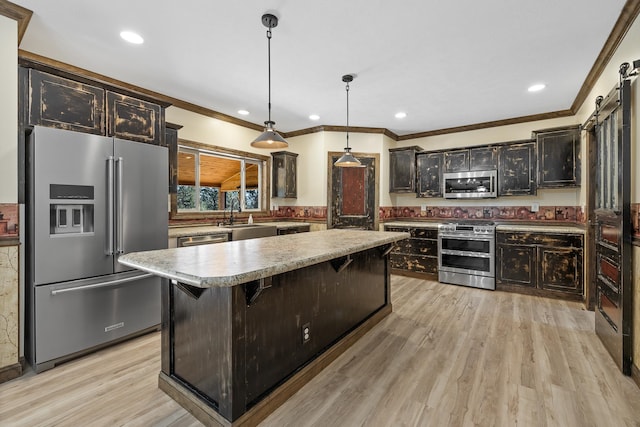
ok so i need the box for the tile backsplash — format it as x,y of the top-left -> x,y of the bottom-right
0,204 -> 18,238
272,206 -> 328,220
272,204 -> 585,223
378,205 -> 584,222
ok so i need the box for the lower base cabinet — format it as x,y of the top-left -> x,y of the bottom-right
496,231 -> 583,300
384,225 -> 438,277
277,225 -> 310,235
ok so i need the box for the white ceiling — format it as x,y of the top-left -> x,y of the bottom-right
14,0 -> 628,136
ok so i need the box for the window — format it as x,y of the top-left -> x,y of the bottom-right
176,142 -> 268,214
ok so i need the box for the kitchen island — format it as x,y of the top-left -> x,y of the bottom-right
119,229 -> 408,426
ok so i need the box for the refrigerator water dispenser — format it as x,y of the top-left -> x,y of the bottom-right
49,184 -> 95,235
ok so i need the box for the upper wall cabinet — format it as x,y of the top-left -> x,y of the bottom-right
498,141 -> 537,196
535,127 -> 581,188
106,91 -> 163,145
443,149 -> 469,172
443,146 -> 497,173
416,152 -> 443,198
25,68 -> 165,145
28,69 -> 105,135
389,146 -> 421,193
469,146 -> 498,171
272,151 -> 298,198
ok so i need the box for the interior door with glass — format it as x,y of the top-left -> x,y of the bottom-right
593,78 -> 632,375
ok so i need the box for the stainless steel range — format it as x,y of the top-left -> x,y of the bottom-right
438,222 -> 495,290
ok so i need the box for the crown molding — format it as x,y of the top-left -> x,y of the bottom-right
0,0 -> 32,43
571,0 -> 640,113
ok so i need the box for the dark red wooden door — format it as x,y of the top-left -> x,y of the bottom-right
328,153 -> 378,230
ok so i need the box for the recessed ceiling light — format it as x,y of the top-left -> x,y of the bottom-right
309,114 -> 320,121
120,31 -> 144,44
238,109 -> 250,115
528,83 -> 546,92
395,112 -> 407,119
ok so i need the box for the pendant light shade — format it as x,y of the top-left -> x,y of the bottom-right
251,120 -> 288,148
334,74 -> 363,167
334,147 -> 362,167
251,13 -> 288,149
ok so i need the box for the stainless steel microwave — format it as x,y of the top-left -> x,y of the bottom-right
443,170 -> 497,199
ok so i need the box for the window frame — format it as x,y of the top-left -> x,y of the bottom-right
170,138 -> 271,220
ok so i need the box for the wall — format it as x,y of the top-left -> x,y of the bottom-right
0,14 -> 17,203
0,13 -> 19,378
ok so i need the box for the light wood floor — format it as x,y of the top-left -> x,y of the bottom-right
2,276 -> 640,427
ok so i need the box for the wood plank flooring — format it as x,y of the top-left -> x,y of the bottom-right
1,276 -> 639,427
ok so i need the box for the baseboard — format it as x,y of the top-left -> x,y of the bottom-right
390,268 -> 438,281
632,363 -> 640,390
159,304 -> 393,426
0,361 -> 23,384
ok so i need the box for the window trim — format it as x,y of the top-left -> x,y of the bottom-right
170,138 -> 271,220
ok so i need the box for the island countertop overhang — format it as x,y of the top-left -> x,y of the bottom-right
118,229 -> 409,288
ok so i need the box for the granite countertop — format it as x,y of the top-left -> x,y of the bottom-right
495,224 -> 585,234
119,229 -> 409,288
168,222 -> 311,239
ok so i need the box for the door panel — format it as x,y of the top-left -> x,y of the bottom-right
593,79 -> 632,375
114,139 -> 168,272
328,153 -> 378,230
34,272 -> 160,367
31,126 -> 113,284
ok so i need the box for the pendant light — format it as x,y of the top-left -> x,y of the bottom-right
251,13 -> 288,148
334,74 -> 363,167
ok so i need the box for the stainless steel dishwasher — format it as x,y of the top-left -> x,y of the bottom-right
177,233 -> 230,247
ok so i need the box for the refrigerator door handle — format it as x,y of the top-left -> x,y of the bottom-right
50,273 -> 154,295
107,156 -> 114,255
116,157 -> 124,254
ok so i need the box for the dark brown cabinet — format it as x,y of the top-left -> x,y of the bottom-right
496,230 -> 583,300
166,123 -> 182,195
443,146 -> 498,173
535,127 -> 581,188
389,146 -> 421,193
443,149 -> 469,172
496,244 -> 536,287
277,224 -> 310,235
106,91 -> 163,145
498,142 -> 537,196
28,69 -> 104,135
384,225 -> 438,277
469,146 -> 498,171
416,152 -> 443,198
26,68 -> 165,145
271,151 -> 298,198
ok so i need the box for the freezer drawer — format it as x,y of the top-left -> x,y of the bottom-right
33,272 -> 161,370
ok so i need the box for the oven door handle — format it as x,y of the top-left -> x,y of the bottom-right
440,249 -> 493,258
439,234 -> 495,241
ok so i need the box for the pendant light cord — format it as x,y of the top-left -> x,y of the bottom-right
267,27 -> 272,125
345,80 -> 350,148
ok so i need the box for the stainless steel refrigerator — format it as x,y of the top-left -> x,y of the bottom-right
26,125 -> 168,372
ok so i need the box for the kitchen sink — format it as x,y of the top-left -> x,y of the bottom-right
226,224 -> 277,241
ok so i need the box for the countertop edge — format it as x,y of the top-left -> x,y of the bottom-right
119,230 -> 409,288
168,222 -> 311,238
